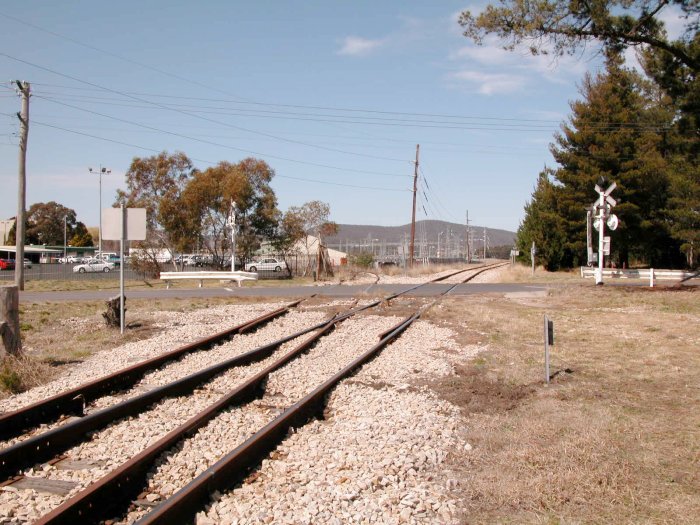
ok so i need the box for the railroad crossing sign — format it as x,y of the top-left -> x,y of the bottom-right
591,180 -> 618,285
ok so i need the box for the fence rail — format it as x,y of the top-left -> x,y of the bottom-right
580,267 -> 698,286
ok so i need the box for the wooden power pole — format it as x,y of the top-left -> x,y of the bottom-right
15,81 -> 30,291
409,144 -> 420,268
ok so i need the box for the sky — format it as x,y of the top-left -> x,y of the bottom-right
0,1 -> 680,233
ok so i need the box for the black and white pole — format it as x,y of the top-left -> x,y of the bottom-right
229,202 -> 237,272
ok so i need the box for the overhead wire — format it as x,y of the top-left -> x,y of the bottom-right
31,93 -> 411,178
26,118 -> 409,193
0,53 -> 414,167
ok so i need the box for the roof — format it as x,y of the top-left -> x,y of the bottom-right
0,245 -> 63,253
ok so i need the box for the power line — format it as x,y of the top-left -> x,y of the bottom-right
0,53 -> 414,165
27,118 -> 410,193
32,94 -> 411,178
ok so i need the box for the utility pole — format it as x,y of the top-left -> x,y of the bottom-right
483,227 -> 487,259
409,144 -> 419,268
14,81 -> 29,291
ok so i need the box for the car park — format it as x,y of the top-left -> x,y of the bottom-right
0,258 -> 15,270
244,257 -> 288,272
72,261 -> 115,273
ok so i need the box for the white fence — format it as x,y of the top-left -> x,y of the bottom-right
580,267 -> 698,287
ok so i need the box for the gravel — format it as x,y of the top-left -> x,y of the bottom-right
0,307 -> 329,522
0,303 -> 281,414
0,296 -> 480,525
201,319 -> 469,524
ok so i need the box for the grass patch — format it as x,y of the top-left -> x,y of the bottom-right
425,284 -> 700,524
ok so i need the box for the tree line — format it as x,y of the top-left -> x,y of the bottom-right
461,1 -> 699,269
115,152 -> 337,272
6,202 -> 94,247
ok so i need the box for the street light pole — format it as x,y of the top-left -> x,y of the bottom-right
63,216 -> 67,261
89,165 -> 111,258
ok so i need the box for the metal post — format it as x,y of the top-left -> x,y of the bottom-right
544,314 -> 550,384
63,216 -> 67,261
230,203 -> 236,272
596,193 -> 605,285
90,166 -> 111,259
119,204 -> 125,335
531,241 -> 536,276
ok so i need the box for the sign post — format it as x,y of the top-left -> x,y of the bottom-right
544,315 -> 554,384
530,242 -> 536,276
102,207 -> 147,334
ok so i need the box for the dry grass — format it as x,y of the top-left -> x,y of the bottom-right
423,285 -> 700,524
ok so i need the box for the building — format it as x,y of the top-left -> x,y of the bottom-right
0,218 -> 15,245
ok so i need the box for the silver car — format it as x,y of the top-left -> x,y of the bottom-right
73,261 -> 115,273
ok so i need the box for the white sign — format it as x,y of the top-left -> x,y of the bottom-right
603,236 -> 611,256
101,208 -> 147,240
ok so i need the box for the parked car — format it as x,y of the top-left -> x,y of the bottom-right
103,255 -> 122,267
244,258 -> 288,272
184,255 -> 206,267
63,255 -> 81,264
72,261 -> 115,273
0,258 -> 15,270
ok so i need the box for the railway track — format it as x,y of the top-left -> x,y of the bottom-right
0,262 -> 506,524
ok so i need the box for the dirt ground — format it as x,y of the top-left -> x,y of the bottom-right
423,284 -> 699,524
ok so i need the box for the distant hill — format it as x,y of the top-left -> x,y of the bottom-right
325,220 -> 516,256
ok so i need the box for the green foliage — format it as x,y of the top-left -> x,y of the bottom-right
459,1 -> 699,71
7,202 -> 87,246
69,222 -> 94,247
350,251 -> 375,268
461,1 -> 698,269
0,367 -> 22,393
517,55 -> 687,269
183,158 -> 280,262
516,171 -> 567,271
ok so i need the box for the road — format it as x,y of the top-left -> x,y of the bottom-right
19,283 -> 549,302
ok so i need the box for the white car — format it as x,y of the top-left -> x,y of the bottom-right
73,261 -> 115,273
244,258 -> 288,272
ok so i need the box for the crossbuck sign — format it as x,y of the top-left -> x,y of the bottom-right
592,181 -> 618,285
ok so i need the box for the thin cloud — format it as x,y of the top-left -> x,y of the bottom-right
447,70 -> 526,95
337,36 -> 385,56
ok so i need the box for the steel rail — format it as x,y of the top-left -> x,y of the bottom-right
0,296 -> 397,479
135,308 -> 427,525
0,300 -> 303,442
2,263 -> 503,519
0,310 -> 332,480
21,266 -> 495,522
444,261 -> 510,293
34,316 -> 342,525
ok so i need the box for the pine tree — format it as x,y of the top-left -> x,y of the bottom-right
516,170 -> 567,271
550,53 -> 676,267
